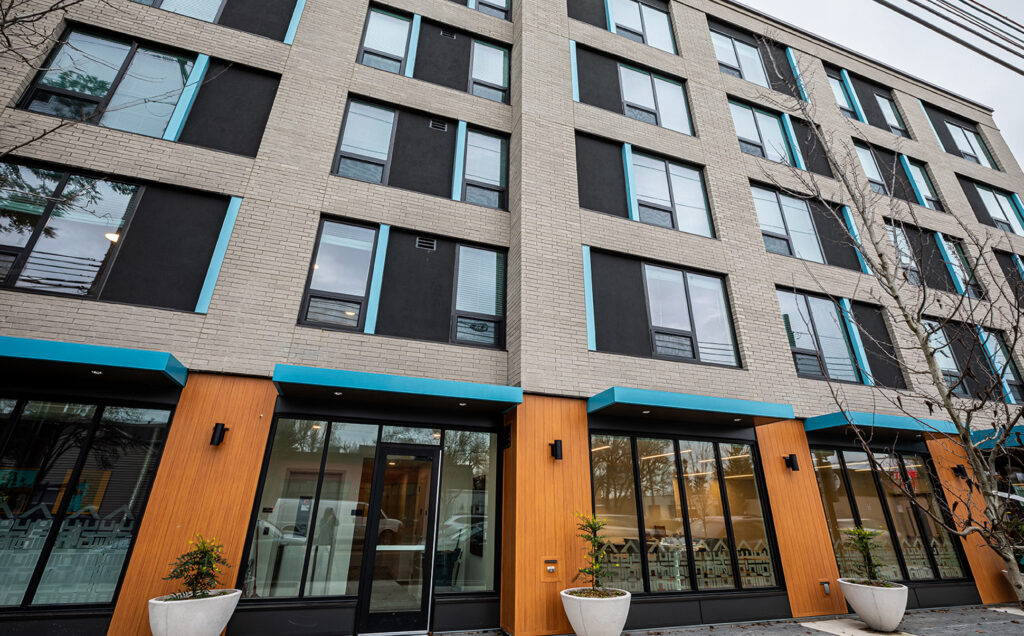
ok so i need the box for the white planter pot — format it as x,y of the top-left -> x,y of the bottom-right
560,588 -> 631,636
149,589 -> 241,636
837,578 -> 907,632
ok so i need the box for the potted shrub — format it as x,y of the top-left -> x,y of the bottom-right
837,526 -> 908,632
560,513 -> 631,636
149,533 -> 240,636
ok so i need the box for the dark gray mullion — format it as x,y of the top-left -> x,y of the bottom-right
629,436 -> 652,594
673,438 -> 699,592
297,421 -> 334,597
680,269 -> 701,362
771,191 -> 796,247
713,442 -> 743,589
661,158 -> 681,229
898,454 -> 941,579
94,184 -> 146,299
94,42 -> 139,118
801,294 -> 832,379
836,451 -> 864,527
867,453 -> 911,581
5,172 -> 71,288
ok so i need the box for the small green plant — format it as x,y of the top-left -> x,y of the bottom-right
569,512 -> 624,598
164,533 -> 230,600
843,526 -> 885,582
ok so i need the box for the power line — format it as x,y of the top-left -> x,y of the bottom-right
930,0 -> 1024,53
959,0 -> 1024,39
904,0 -> 1024,61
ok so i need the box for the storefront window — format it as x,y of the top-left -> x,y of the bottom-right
0,399 -> 171,607
875,454 -> 932,579
810,450 -> 861,576
591,435 -> 644,592
720,443 -> 775,588
638,438 -> 689,592
903,455 -> 963,578
680,439 -> 734,590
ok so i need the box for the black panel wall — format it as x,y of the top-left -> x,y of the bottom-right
791,119 -> 833,178
376,230 -> 456,344
957,175 -> 996,227
100,186 -> 229,311
865,145 -> 915,203
849,75 -> 896,133
808,201 -> 861,271
851,302 -> 906,389
575,133 -> 628,217
901,224 -> 955,293
218,0 -> 297,41
413,21 -> 473,92
567,0 -> 607,28
388,111 -> 457,199
708,19 -> 800,99
921,102 -> 988,161
994,250 -> 1024,306
575,46 -> 623,114
589,250 -> 652,357
945,322 -> 1000,400
178,60 -> 280,157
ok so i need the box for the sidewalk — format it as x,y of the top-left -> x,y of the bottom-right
622,606 -> 1024,635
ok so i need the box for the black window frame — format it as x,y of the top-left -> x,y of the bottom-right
906,159 -> 944,211
631,151 -> 711,235
133,0 -> 228,22
710,28 -> 768,87
613,0 -> 676,52
874,91 -> 909,138
885,222 -> 922,287
616,63 -> 691,135
449,243 -> 507,349
824,68 -> 857,120
942,235 -> 985,300
468,39 -> 510,104
945,119 -> 996,168
855,142 -> 889,195
751,185 -> 824,262
471,0 -> 510,21
460,127 -> 509,211
728,100 -> 793,165
923,319 -> 970,398
357,7 -> 414,75
331,99 -> 400,185
777,289 -> 860,382
297,217 -> 381,332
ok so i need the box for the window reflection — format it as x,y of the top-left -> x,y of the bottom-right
720,444 -> 775,588
637,438 -> 689,591
679,440 -> 734,590
590,435 -> 644,592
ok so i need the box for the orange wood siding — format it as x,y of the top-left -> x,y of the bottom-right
500,407 -> 517,635
755,420 -> 848,617
502,395 -> 591,636
926,435 -> 1015,603
107,374 -> 278,636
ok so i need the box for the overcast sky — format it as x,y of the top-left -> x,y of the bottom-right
735,0 -> 1024,165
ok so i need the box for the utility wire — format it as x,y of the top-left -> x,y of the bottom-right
902,0 -> 1024,61
931,0 -> 1024,52
959,0 -> 1024,39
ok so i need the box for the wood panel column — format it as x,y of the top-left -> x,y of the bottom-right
107,373 -> 278,635
501,395 -> 591,636
755,419 -> 848,617
926,434 -> 1016,603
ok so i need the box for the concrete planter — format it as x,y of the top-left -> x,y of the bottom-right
837,578 -> 907,632
149,589 -> 241,636
560,587 -> 631,636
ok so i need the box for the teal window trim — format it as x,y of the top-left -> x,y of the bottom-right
570,40 -> 579,102
899,154 -> 927,207
623,143 -> 638,221
838,298 -> 873,386
582,246 -> 596,351
194,196 -> 241,314
933,232 -> 966,295
975,326 -> 1016,405
841,205 -> 872,275
283,0 -> 306,45
918,98 -> 941,142
467,0 -> 477,9
1012,193 -> 1024,229
781,113 -> 805,170
162,54 -> 209,142
839,69 -> 866,123
362,224 -> 390,334
451,121 -> 468,201
0,336 -> 188,387
604,0 -> 616,32
785,47 -> 809,102
404,14 -> 421,78
1013,253 -> 1024,282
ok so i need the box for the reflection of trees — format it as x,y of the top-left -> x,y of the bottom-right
45,69 -> 111,98
680,442 -> 717,538
591,437 -> 634,515
275,419 -> 326,455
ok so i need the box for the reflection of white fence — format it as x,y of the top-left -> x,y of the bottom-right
600,537 -> 776,590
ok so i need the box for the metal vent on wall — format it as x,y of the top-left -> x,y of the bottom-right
416,237 -> 437,251
440,30 -> 456,39
429,120 -> 448,132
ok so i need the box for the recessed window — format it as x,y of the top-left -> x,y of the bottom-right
135,0 -> 225,21
946,121 -> 996,169
473,0 -> 509,20
470,41 -> 509,103
940,235 -> 983,299
826,70 -> 857,119
613,0 -> 675,53
875,93 -> 908,137
644,264 -> 737,366
359,9 -> 412,74
618,65 -> 691,134
923,320 -> 968,397
23,31 -> 195,138
453,245 -> 505,346
979,328 -> 1024,403
855,143 -> 888,195
462,130 -> 508,209
729,102 -> 792,164
776,290 -> 858,382
906,160 -> 943,210
711,30 -> 768,87
334,101 -> 396,183
976,184 -> 1024,235
632,153 -> 711,236
885,223 -> 920,286
751,187 -> 823,263
301,220 -> 377,329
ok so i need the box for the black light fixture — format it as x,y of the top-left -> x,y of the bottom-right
784,453 -> 800,471
952,464 -> 968,479
211,422 -> 229,446
550,439 -> 563,460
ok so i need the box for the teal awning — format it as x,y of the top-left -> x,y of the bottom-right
587,386 -> 794,424
804,410 -> 956,434
0,336 -> 187,387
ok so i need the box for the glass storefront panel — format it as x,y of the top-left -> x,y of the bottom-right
436,430 -> 498,593
841,451 -> 902,580
811,449 -> 861,577
590,435 -> 644,592
637,438 -> 689,592
720,443 -> 775,588
903,455 -> 963,579
382,425 -> 441,446
875,454 -> 933,580
679,440 -> 734,590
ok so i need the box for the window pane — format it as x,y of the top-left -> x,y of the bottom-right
435,431 -> 497,592
456,246 -> 504,316
590,435 -> 644,592
729,103 -> 759,143
363,52 -> 402,74
924,321 -> 959,374
456,317 -> 499,345
679,440 -> 734,590
637,438 -> 689,592
644,264 -> 690,332
811,450 -> 861,578
653,331 -> 693,359
471,42 -> 507,88
752,187 -> 786,237
875,455 -> 932,579
0,402 -> 97,606
381,425 -> 441,445
687,273 -> 737,366
979,188 -> 1024,235
720,444 -> 774,588
640,5 -> 675,53
619,66 -> 656,110
15,176 -> 136,296
243,419 -> 328,598
464,184 -> 501,209
465,131 -> 505,187
907,163 -> 937,200
755,111 -> 789,164
306,297 -> 360,328
711,32 -> 738,68
780,194 -> 823,263
886,225 -> 916,275
980,329 -> 1019,388
157,0 -> 222,21
828,76 -> 852,110
32,408 -> 170,604
0,163 -> 63,249
26,92 -> 98,120
668,164 -> 709,236
471,83 -> 506,103
856,146 -> 883,183
309,221 -> 376,297
303,422 -> 378,596
613,0 -> 643,34
340,102 -> 395,162
38,32 -> 130,98
100,48 -> 193,137
337,158 -> 384,184
653,78 -> 690,135
841,451 -> 902,580
624,103 -> 658,126
632,154 -> 670,209
807,296 -> 858,382
638,204 -> 673,229
735,41 -> 768,88
776,290 -> 816,352
763,234 -> 791,256
902,455 -> 963,578
875,94 -> 904,131
970,131 -> 995,169
364,11 -> 410,59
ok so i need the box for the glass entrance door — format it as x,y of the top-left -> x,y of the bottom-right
355,444 -> 441,635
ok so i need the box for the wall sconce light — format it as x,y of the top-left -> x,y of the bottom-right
550,439 -> 563,460
211,422 -> 230,446
784,453 -> 800,471
952,464 -> 968,479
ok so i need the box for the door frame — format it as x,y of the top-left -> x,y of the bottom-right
354,442 -> 443,635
